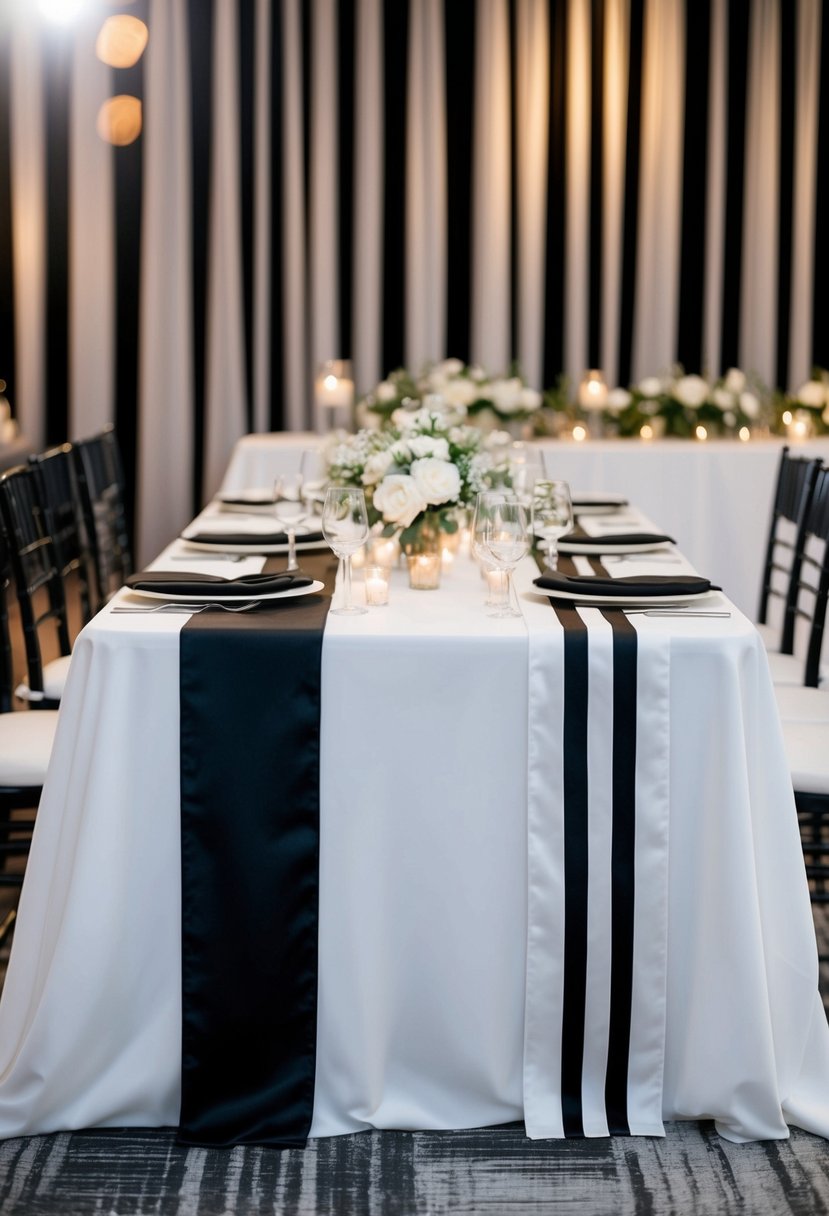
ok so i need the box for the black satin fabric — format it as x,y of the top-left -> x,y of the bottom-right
178,553 -> 336,1147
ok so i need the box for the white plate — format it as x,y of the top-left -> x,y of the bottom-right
124,580 -> 326,604
531,587 -> 721,608
558,539 -> 674,555
182,538 -> 329,555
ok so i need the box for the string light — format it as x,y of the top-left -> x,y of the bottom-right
96,15 -> 149,68
96,96 -> 142,146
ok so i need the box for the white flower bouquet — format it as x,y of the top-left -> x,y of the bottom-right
327,406 -> 504,550
360,358 -> 543,429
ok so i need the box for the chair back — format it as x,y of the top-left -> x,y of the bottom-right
757,446 -> 821,651
788,465 -> 829,687
0,529 -> 16,715
29,443 -> 96,623
72,427 -> 133,604
0,465 -> 71,702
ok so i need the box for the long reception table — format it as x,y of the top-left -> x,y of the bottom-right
0,501 -> 827,1145
220,433 -> 829,618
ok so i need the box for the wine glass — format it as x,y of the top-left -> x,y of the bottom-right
274,451 -> 316,571
531,480 -> 573,571
322,487 -> 370,616
509,444 -> 544,507
471,490 -> 509,609
481,496 -> 529,619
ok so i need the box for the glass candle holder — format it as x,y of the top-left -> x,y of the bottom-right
364,564 -> 390,606
407,552 -> 441,590
369,536 -> 400,569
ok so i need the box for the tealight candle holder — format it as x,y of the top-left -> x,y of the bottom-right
369,537 -> 400,569
407,552 -> 441,590
364,564 -> 390,606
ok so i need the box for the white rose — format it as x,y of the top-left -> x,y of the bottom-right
437,357 -> 465,378
638,376 -> 663,398
408,435 -> 451,460
375,380 -> 398,403
673,374 -> 709,408
488,377 -> 524,414
469,364 -> 487,382
606,387 -> 632,411
410,457 -> 461,506
442,378 -> 479,408
389,440 -> 412,462
361,449 -> 394,485
739,391 -> 760,419
373,474 -> 427,527
710,388 -> 734,410
797,380 -> 825,409
724,368 -> 746,394
519,387 -> 543,411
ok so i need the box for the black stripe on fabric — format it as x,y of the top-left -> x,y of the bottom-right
239,0 -> 256,430
553,602 -> 589,1139
269,0 -> 285,429
444,0 -> 476,364
602,607 -> 636,1136
775,0 -> 796,391
719,0 -> 750,373
188,0 -> 214,512
677,0 -> 711,375
509,0 -> 519,364
813,0 -> 829,370
588,0 -> 605,368
338,0 -> 355,360
112,1 -> 147,547
0,33 -> 14,408
617,0 -> 644,388
43,26 -> 72,446
382,0 -> 409,374
543,0 -> 568,384
178,553 -> 336,1148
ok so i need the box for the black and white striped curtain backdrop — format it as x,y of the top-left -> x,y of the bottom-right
0,0 -> 827,561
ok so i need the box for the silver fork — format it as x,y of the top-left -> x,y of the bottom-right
111,601 -> 259,614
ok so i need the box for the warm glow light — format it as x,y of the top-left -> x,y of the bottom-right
640,424 -> 654,441
38,0 -> 89,23
324,374 -> 337,391
572,425 -> 587,442
96,95 -> 142,146
695,425 -> 708,441
738,426 -> 750,442
96,15 -> 149,68
782,409 -> 793,425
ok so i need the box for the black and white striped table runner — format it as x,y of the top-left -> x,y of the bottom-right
523,552 -> 671,1138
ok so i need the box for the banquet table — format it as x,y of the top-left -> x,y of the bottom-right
0,499 -> 828,1146
220,433 -> 829,617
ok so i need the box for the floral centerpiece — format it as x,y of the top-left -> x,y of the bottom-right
772,371 -> 829,437
327,404 -> 504,552
571,367 -> 765,438
359,358 -> 543,433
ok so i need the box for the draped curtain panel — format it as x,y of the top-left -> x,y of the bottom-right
0,0 -> 827,563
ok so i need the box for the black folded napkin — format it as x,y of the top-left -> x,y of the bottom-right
126,571 -> 314,597
533,573 -> 719,598
184,529 -> 325,546
217,492 -> 275,506
559,529 -> 675,548
572,496 -> 628,508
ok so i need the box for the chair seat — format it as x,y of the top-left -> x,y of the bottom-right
15,654 -> 72,704
0,709 -> 59,787
775,685 -> 829,723
783,720 -> 829,796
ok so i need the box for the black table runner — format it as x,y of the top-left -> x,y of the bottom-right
178,552 -> 337,1148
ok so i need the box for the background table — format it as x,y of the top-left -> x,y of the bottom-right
0,507 -> 826,1144
221,433 -> 829,616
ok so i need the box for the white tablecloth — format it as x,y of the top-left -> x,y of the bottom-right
220,432 -> 829,617
0,510 -> 827,1144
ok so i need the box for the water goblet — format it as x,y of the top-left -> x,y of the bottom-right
471,490 -> 510,609
531,479 -> 573,571
481,497 -> 530,619
322,487 -> 370,616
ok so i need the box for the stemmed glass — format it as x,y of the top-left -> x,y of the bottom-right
531,480 -> 573,571
480,495 -> 530,619
471,490 -> 508,609
274,450 -> 314,571
321,487 -> 370,616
